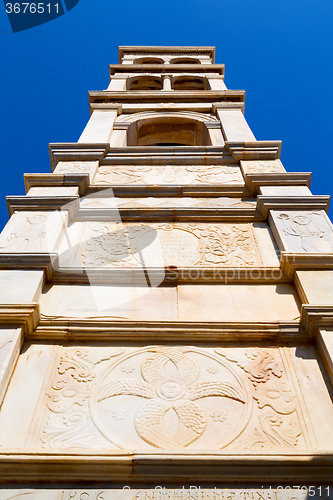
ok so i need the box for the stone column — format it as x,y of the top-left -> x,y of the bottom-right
78,104 -> 121,143
162,75 -> 173,91
213,104 -> 256,141
109,122 -> 131,147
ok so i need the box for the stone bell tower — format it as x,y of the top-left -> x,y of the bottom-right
0,46 -> 332,499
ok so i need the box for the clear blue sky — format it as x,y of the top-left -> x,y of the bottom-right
0,0 -> 332,230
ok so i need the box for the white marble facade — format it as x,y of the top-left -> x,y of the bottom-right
0,46 -> 332,494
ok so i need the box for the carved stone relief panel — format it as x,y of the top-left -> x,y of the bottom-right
25,346 -> 312,452
93,165 -> 244,186
59,222 -> 264,268
54,161 -> 99,181
240,160 -> 286,174
80,197 -> 257,210
0,211 -> 67,253
270,210 -> 333,253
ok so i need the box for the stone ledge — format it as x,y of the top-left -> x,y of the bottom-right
32,320 -> 304,342
225,141 -> 282,160
0,451 -> 332,482
244,172 -> 311,195
49,143 -> 109,171
257,195 -> 330,217
301,304 -> 333,338
0,303 -> 40,335
24,173 -> 90,196
281,252 -> 333,279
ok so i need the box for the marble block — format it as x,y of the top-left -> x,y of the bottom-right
260,186 -> 312,196
39,283 -> 300,322
240,159 -> 286,174
27,186 -> 79,197
0,270 -> 43,303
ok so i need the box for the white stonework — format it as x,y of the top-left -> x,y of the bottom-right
0,46 -> 332,492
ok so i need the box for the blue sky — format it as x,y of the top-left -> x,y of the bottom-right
0,0 -> 332,230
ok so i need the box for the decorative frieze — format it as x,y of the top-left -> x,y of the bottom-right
270,210 -> 333,253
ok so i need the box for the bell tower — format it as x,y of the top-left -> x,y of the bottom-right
0,46 -> 332,498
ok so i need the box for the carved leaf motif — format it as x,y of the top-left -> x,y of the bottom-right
46,384 -> 90,413
58,349 -> 95,382
172,400 -> 207,445
243,350 -> 283,385
202,225 -> 256,266
187,381 -> 245,403
134,399 -> 176,448
41,411 -> 97,449
239,413 -> 301,451
143,347 -> 200,386
98,379 -> 155,402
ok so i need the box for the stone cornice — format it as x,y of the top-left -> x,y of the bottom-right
301,304 -> 333,338
0,303 -> 40,335
281,252 -> 333,279
257,194 -> 330,217
24,173 -> 90,196
244,172 -> 311,194
225,141 -> 282,160
111,64 -> 223,74
33,319 -> 303,342
118,46 -> 216,62
6,195 -> 79,216
0,254 -> 58,280
48,143 -> 109,171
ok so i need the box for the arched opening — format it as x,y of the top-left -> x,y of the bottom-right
169,57 -> 201,64
128,75 -> 162,90
127,115 -> 208,146
172,75 -> 206,90
134,57 -> 165,65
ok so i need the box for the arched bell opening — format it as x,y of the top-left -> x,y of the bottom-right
128,75 -> 163,90
127,115 -> 210,146
172,75 -> 207,91
169,57 -> 201,64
